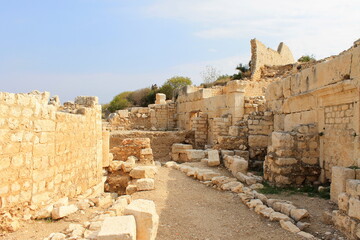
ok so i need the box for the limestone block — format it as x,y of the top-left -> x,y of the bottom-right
184,150 -> 205,162
279,220 -> 300,233
346,179 -> 360,196
246,199 -> 263,209
140,148 -> 152,155
248,135 -> 269,148
297,231 -> 315,239
126,185 -> 137,195
155,93 -> 166,104
338,192 -> 349,212
172,144 -> 192,153
235,172 -> 256,185
164,161 -> 178,169
228,126 -> 241,136
52,204 -> 78,219
122,162 -> 135,173
330,166 -> 355,203
221,181 -> 242,191
269,212 -> 291,222
130,166 -> 158,179
220,150 -> 234,158
296,222 -> 311,231
229,157 -> 248,176
207,150 -> 220,167
34,205 -> 53,219
91,195 -> 113,208
290,209 -> 309,221
109,198 -> 129,216
254,204 -> 267,214
124,199 -> 159,240
117,110 -> 129,118
259,207 -> 275,218
275,158 -> 297,166
349,197 -> 360,220
280,203 -> 296,216
135,179 -> 155,191
97,216 -> 136,240
197,171 -> 220,181
271,132 -> 293,149
110,161 -> 124,172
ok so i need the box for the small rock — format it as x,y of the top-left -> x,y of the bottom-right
280,220 -> 300,233
296,221 -> 311,231
290,208 -> 309,221
52,205 -> 78,220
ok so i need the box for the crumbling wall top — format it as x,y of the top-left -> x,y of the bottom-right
250,39 -> 295,80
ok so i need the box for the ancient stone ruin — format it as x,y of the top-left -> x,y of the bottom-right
1,38 -> 360,239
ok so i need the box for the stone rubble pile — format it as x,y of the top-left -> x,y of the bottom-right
165,161 -> 317,239
41,195 -> 159,240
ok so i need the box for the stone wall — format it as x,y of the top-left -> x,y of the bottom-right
109,131 -> 188,162
264,124 -> 321,185
265,41 -> 360,182
191,113 -> 208,149
176,80 -> 273,146
110,138 -> 153,165
0,91 -> 104,208
250,39 -> 295,80
107,102 -> 176,131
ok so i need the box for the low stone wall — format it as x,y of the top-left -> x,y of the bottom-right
264,124 -> 320,185
0,91 -> 103,209
110,138 -> 153,165
107,102 -> 176,131
110,131 -> 188,162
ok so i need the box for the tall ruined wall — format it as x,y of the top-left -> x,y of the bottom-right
251,39 -> 295,80
176,80 -> 273,146
0,92 -> 103,208
265,41 -> 360,183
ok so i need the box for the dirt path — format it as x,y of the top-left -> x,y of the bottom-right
132,167 -> 303,240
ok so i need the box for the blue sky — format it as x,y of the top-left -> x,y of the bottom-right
1,0 -> 359,103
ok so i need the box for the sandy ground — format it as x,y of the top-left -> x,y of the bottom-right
133,167 -> 303,240
0,165 -> 347,240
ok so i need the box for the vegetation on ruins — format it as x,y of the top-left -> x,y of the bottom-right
159,76 -> 192,99
201,63 -> 251,88
108,91 -> 132,112
232,63 -> 251,80
106,76 -> 192,113
259,182 -> 330,199
201,65 -> 221,84
297,55 -> 316,62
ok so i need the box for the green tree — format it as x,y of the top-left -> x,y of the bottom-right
108,91 -> 132,112
127,88 -> 151,107
160,76 -> 192,99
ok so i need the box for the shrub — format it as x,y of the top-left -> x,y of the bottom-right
298,55 -> 316,62
108,91 -> 132,112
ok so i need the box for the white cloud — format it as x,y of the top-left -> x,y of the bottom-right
145,0 -> 360,58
